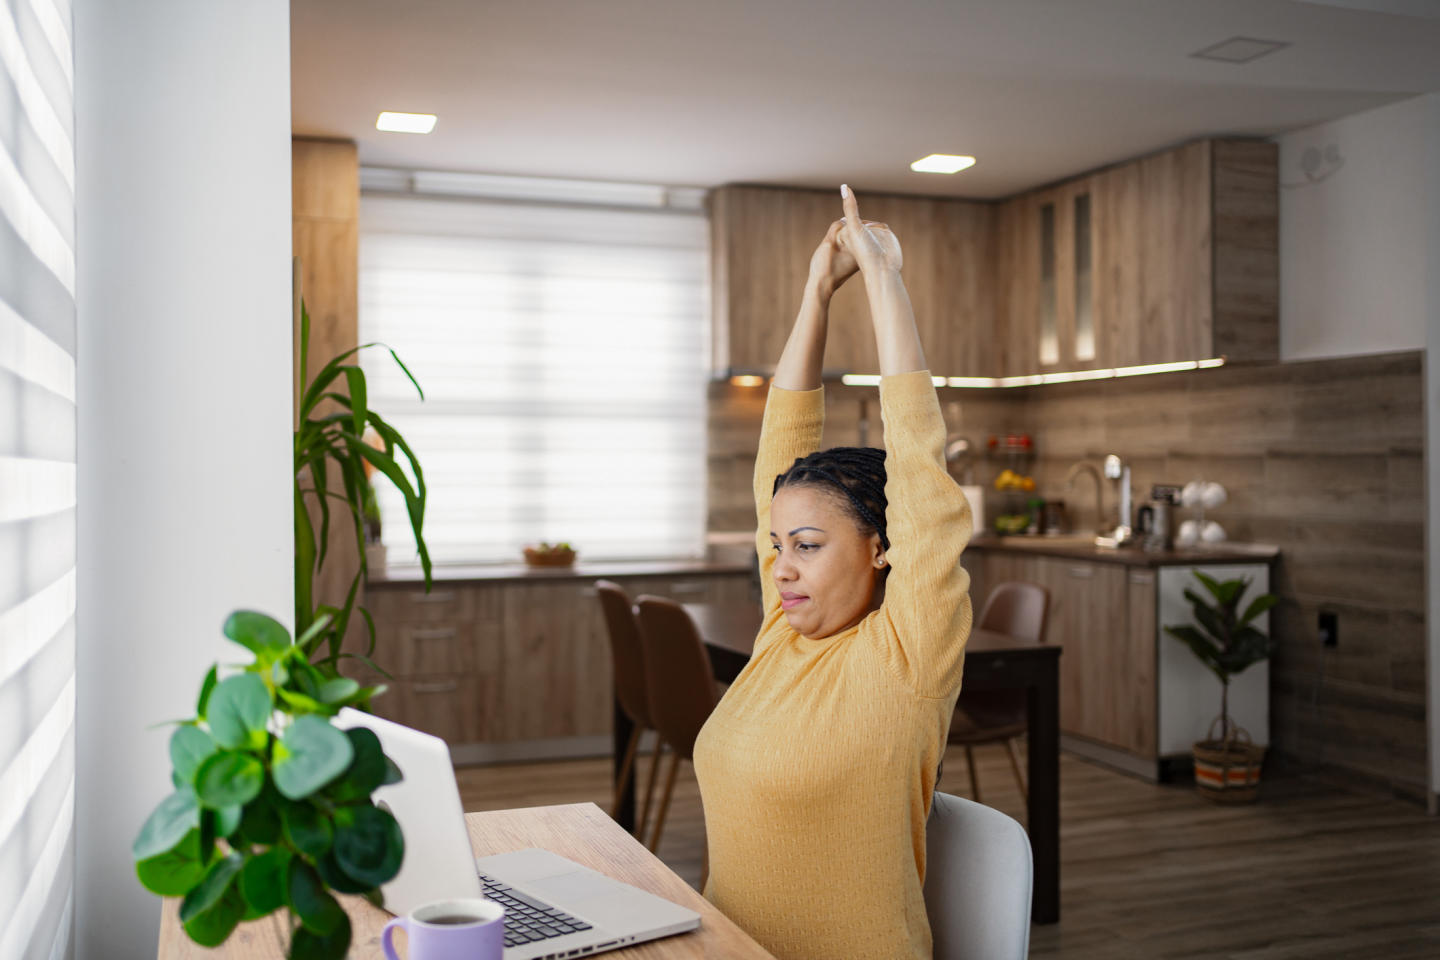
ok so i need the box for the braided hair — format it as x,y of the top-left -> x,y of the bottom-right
773,447 -> 890,553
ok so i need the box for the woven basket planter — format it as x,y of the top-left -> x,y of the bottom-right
1192,722 -> 1266,803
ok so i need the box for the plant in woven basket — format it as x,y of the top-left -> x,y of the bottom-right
1164,571 -> 1278,745
133,611 -> 405,959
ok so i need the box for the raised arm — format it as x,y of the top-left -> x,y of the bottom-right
838,186 -> 973,697
754,221 -> 859,615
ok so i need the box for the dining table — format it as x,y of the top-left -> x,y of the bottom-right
612,601 -> 1062,925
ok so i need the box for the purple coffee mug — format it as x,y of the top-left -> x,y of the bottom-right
381,898 -> 505,960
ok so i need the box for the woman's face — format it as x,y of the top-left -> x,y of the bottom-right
769,485 -> 886,639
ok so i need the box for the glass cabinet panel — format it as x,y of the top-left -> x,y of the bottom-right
1039,202 -> 1058,365
1074,192 -> 1095,361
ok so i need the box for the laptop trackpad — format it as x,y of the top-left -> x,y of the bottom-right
527,872 -> 676,935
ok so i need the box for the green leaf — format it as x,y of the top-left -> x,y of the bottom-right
216,804 -> 243,839
332,803 -> 404,887
318,678 -> 359,704
316,850 -> 371,894
327,728 -> 387,802
279,799 -> 333,858
273,716 -> 354,800
1193,570 -> 1224,601
194,752 -> 265,809
238,847 -> 291,916
207,674 -> 273,751
342,365 -> 367,441
170,726 -> 218,784
223,610 -> 292,657
288,859 -> 346,935
179,852 -> 244,924
294,613 -> 334,656
182,882 -> 247,948
278,687 -> 328,715
237,792 -> 281,846
288,910 -> 351,960
1241,592 -> 1279,625
197,665 -> 218,720
382,755 -> 404,786
135,829 -> 206,896
133,789 -> 200,860
1165,624 -> 1229,685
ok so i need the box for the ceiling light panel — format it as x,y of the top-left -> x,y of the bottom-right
376,112 -> 437,134
910,154 -> 976,174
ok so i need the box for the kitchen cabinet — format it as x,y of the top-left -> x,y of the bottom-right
709,184 -> 996,377
964,545 -> 1270,780
354,569 -> 753,760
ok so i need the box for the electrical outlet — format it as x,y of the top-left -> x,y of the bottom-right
1318,610 -> 1338,648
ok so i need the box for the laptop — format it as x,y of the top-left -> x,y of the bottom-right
333,708 -> 701,958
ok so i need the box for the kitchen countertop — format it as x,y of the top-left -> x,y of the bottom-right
369,558 -> 754,587
967,534 -> 1279,567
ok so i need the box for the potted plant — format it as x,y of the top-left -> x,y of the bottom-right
1164,571 -> 1278,803
133,611 -> 405,958
294,301 -> 432,677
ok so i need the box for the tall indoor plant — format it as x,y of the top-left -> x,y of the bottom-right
133,611 -> 404,959
1164,571 -> 1278,802
294,301 -> 432,676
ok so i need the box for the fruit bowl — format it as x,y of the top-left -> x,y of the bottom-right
523,543 -> 577,567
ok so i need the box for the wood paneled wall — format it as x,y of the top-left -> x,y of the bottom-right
293,138 -> 361,635
707,351 -> 1426,798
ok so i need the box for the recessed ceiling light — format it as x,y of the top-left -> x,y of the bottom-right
910,154 -> 976,175
1190,37 -> 1290,64
376,112 -> 437,134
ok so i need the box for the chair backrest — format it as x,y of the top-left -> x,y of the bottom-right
924,791 -> 1033,960
632,595 -> 719,761
595,580 -> 649,729
977,581 -> 1049,645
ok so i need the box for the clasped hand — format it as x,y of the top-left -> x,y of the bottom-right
807,184 -> 903,299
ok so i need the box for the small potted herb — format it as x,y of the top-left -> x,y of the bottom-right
133,611 -> 405,958
1164,571 -> 1278,803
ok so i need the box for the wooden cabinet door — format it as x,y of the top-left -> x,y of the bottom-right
498,582 -> 612,741
1093,160 -> 1144,369
1138,141 -> 1212,364
994,194 -> 1038,378
711,185 -> 995,377
1120,569 -> 1158,758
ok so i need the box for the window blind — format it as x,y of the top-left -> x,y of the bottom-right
359,193 -> 708,566
0,1 -> 76,958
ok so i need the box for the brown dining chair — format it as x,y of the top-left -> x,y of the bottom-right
632,595 -> 722,859
595,580 -> 662,837
949,581 -> 1050,809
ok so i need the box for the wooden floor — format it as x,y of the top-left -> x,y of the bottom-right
456,744 -> 1440,959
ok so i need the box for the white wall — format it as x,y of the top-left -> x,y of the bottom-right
73,1 -> 292,956
1278,93 -> 1435,362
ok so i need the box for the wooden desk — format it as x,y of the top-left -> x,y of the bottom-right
157,803 -> 774,959
612,604 -> 1062,925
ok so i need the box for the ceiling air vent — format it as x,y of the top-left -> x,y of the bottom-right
1189,37 -> 1291,64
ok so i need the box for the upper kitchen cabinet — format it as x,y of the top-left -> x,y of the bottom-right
709,185 -> 996,377
1003,139 -> 1278,373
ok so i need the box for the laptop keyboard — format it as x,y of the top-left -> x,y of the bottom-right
479,872 -> 595,949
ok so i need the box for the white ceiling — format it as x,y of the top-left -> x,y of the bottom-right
290,0 -> 1440,199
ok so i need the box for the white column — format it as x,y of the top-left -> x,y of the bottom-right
73,1 -> 292,955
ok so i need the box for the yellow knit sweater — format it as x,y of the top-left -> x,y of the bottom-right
693,370 -> 974,960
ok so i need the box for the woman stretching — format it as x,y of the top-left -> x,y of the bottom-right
692,186 -> 974,960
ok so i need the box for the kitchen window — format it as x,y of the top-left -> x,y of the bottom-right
358,190 -> 709,565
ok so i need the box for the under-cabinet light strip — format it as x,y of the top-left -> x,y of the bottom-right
822,358 -> 1225,389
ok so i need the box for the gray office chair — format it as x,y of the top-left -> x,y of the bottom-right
924,791 -> 1033,960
